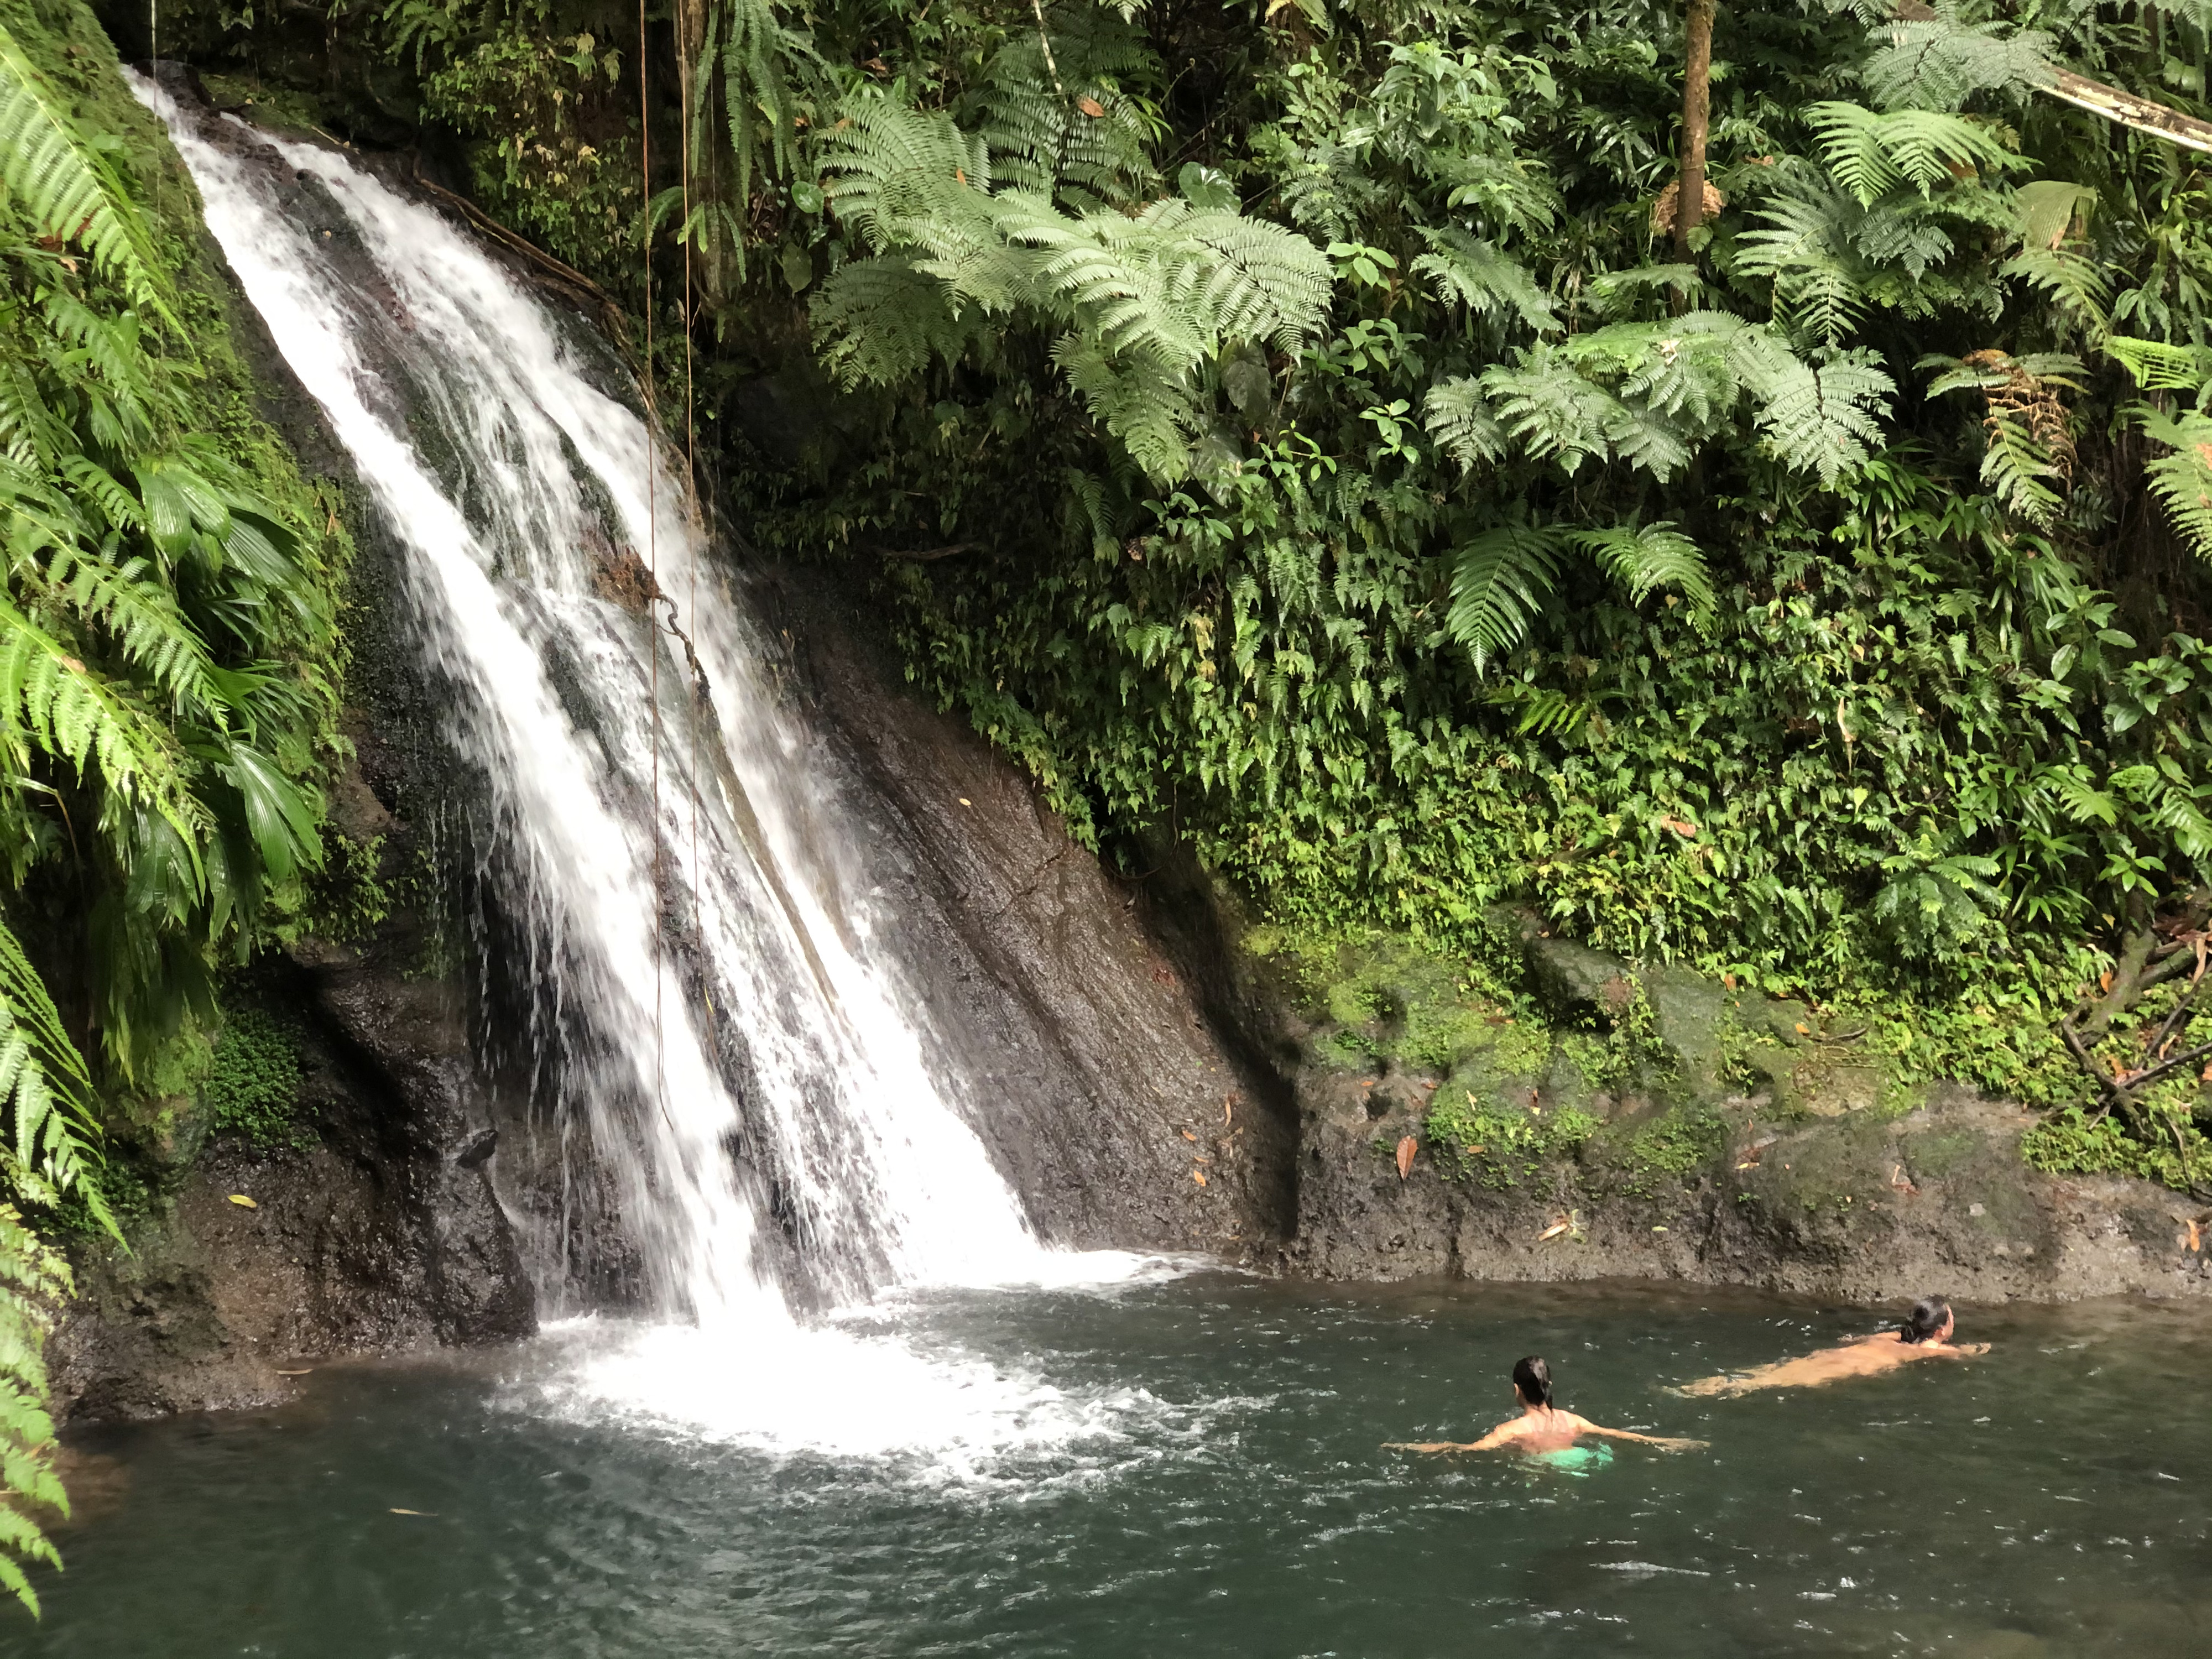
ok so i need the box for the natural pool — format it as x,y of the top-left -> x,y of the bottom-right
22,1279 -> 2210,1658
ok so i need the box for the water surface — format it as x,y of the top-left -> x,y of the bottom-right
25,1280 -> 2209,1658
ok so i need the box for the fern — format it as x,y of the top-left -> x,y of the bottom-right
691,0 -> 825,279
977,8 -> 1157,208
1572,521 -> 1715,622
1750,352 -> 1895,490
1444,525 -> 1562,672
1421,376 -> 1505,470
1411,226 -> 1557,336
1803,103 -> 2029,207
2132,406 -> 2212,566
1860,12 -> 2056,113
815,100 -> 1331,478
0,22 -> 169,321
0,1199 -> 68,1618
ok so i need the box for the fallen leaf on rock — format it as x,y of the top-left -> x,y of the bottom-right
1181,1129 -> 1197,1141
957,797 -> 972,806
228,1194 -> 258,1208
276,1369 -> 312,1377
1192,1169 -> 1208,1186
1395,1136 -> 1417,1180
1536,1218 -> 1571,1241
1794,1022 -> 1810,1036
1652,1225 -> 1669,1233
2189,1218 -> 2203,1253
1890,1164 -> 1918,1194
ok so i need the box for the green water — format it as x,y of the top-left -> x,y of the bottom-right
19,1280 -> 2210,1658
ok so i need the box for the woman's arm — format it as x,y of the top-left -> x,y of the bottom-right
1573,1417 -> 1707,1452
1385,1421 -> 1520,1454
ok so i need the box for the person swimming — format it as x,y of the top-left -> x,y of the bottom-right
1385,1355 -> 1706,1457
1673,1296 -> 1990,1397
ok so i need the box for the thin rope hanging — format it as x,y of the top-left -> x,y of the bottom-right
678,18 -> 712,1053
639,0 -> 664,1109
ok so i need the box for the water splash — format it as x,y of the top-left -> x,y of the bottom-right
131,77 -> 1130,1373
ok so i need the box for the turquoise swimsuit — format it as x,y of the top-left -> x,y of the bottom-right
1530,1443 -> 1614,1476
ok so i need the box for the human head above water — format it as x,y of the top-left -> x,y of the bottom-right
1511,1355 -> 1553,1407
1903,1297 -> 1954,1344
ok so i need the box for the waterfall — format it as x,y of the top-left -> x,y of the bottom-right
132,80 -> 1159,1447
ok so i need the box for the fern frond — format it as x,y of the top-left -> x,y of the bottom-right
0,594 -> 201,840
2133,405 -> 2212,566
1443,525 -> 1562,672
2105,336 -> 2212,392
810,254 -> 984,386
977,8 -> 1158,207
1572,521 -> 1715,621
1411,225 -> 1557,336
1860,13 -> 2056,113
1750,351 -> 1895,489
1422,376 -> 1504,472
1478,345 -> 1629,475
1804,102 -> 2029,207
0,22 -> 171,321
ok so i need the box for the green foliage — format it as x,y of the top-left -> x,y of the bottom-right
203,1006 -> 307,1151
0,0 -> 347,1078
0,1204 -> 67,1619
2022,1104 -> 2209,1191
0,0 -> 351,1613
1425,1089 -> 1598,1189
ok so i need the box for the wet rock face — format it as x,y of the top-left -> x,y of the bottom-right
752,568 -> 1300,1261
54,944 -> 535,1421
1275,917 -> 2212,1303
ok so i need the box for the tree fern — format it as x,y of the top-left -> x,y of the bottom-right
1750,352 -> 1895,489
0,22 -> 169,321
976,8 -> 1157,209
1803,102 -> 2030,207
815,100 -> 1331,478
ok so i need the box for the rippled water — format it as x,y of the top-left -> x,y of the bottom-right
25,1281 -> 2210,1658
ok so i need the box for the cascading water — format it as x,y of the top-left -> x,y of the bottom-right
134,76 -> 1171,1457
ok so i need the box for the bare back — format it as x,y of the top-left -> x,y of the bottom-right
1676,1334 -> 1989,1398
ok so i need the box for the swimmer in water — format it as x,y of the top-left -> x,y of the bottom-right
1385,1355 -> 1707,1456
1673,1296 -> 1990,1397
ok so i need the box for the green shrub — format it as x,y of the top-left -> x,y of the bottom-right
205,1010 -> 311,1151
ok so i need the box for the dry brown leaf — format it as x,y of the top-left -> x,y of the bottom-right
2188,1218 -> 2203,1253
1794,1022 -> 1811,1035
1659,814 -> 1698,838
1077,96 -> 1105,118
1395,1135 -> 1417,1181
1536,1218 -> 1571,1241
1192,1169 -> 1208,1186
1181,1129 -> 1197,1142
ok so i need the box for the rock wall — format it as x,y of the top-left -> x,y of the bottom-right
1243,911 -> 2212,1303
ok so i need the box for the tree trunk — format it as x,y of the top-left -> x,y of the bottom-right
673,0 -> 729,310
1674,0 -> 1715,265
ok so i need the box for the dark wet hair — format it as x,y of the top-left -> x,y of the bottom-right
1512,1355 -> 1553,1407
1903,1297 -> 1952,1344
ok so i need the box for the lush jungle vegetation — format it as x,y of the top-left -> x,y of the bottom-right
0,0 -> 348,1604
251,0 -> 2212,1157
10,0 -> 2212,1607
